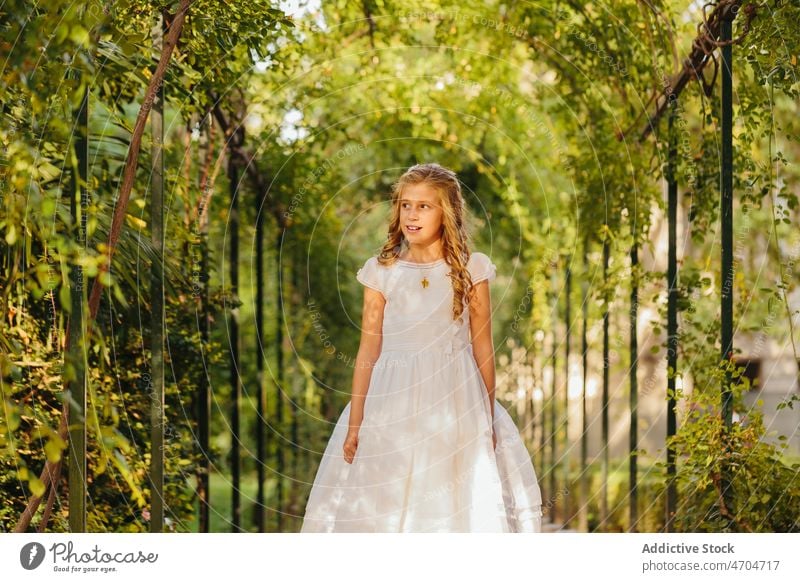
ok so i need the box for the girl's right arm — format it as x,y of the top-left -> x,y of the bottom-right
348,286 -> 385,433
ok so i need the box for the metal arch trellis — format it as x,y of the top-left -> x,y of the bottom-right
693,0 -> 758,97
617,0 -> 763,533
635,0 -> 758,143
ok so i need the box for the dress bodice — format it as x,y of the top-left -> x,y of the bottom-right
356,253 -> 497,356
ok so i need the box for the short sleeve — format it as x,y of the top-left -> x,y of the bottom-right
468,252 -> 497,284
356,256 -> 384,294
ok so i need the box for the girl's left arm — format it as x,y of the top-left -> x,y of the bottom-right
469,280 -> 496,420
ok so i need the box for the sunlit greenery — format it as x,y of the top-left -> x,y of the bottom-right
1,0 -> 798,532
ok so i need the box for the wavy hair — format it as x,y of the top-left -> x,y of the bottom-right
376,162 -> 476,324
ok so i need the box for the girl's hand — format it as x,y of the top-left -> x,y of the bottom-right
343,430 -> 359,464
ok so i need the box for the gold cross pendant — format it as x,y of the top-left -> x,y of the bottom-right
421,277 -> 429,288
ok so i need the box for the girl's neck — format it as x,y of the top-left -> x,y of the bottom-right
401,243 -> 444,264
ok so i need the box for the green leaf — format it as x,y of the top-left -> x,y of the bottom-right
55,23 -> 69,44
96,452 -> 107,476
60,285 -> 71,314
29,476 -> 46,498
69,25 -> 90,47
45,436 -> 65,463
112,450 -> 146,507
6,407 -> 20,432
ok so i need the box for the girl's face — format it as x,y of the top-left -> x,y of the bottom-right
399,182 -> 444,244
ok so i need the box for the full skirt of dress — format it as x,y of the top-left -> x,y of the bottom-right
300,345 -> 544,533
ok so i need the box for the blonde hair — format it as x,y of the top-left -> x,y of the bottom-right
377,162 -> 476,323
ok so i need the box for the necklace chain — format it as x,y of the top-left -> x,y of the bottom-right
398,255 -> 443,289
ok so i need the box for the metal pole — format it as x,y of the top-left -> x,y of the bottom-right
67,79 -> 89,533
229,156 -> 242,532
196,116 -> 212,532
580,241 -> 589,532
563,263 -> 571,526
256,192 -> 267,532
601,236 -> 609,530
666,103 -> 679,532
149,13 -> 166,532
720,4 -> 736,524
275,233 -> 285,531
539,316 -> 548,511
199,226 -> 211,532
549,277 -> 558,524
628,241 -> 639,532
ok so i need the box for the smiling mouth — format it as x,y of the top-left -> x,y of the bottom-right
406,225 -> 422,232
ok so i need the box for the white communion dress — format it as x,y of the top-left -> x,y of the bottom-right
300,252 -> 544,533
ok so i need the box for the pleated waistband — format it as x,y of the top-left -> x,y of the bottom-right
379,318 -> 472,355
380,336 -> 472,356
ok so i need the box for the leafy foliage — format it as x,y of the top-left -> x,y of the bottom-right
1,0 -> 798,532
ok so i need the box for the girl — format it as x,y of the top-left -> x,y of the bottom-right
300,163 -> 543,533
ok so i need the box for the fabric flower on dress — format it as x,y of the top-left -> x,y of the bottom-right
443,322 -> 469,356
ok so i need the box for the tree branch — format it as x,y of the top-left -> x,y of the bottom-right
87,0 -> 192,320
